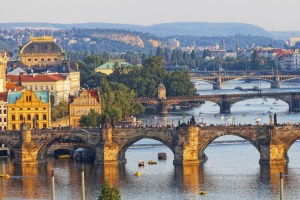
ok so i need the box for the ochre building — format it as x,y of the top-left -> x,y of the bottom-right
69,89 -> 101,127
7,90 -> 51,130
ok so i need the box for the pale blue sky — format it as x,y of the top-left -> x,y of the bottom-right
3,0 -> 300,31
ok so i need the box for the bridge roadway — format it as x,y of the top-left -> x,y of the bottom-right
136,91 -> 300,114
1,121 -> 300,166
189,73 -> 300,90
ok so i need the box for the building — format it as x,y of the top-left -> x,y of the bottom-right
290,37 -> 300,47
7,90 -> 51,130
0,51 -> 9,92
19,36 -> 65,67
7,74 -> 72,105
0,92 -> 7,131
95,60 -> 131,75
69,89 -> 101,128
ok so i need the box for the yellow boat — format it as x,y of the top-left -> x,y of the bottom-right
148,160 -> 157,164
134,172 -> 141,176
58,155 -> 70,159
0,174 -> 10,179
199,190 -> 207,195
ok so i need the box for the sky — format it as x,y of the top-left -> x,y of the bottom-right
3,0 -> 300,31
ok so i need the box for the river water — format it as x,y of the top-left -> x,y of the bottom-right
1,80 -> 300,200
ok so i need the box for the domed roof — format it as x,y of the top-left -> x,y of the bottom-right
20,36 -> 64,54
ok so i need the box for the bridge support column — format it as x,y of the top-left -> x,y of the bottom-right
220,96 -> 231,114
271,77 -> 280,89
14,123 -> 41,165
94,124 -> 120,165
173,125 -> 200,165
289,94 -> 300,112
259,127 -> 288,165
158,102 -> 168,115
213,82 -> 222,90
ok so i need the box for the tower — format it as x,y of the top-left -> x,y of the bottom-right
0,51 -> 8,92
158,83 -> 166,99
235,41 -> 239,53
222,38 -> 226,50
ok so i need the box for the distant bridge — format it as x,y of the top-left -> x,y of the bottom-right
136,92 -> 300,114
189,73 -> 300,89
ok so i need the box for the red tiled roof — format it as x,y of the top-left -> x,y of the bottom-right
86,89 -> 100,102
272,49 -> 282,54
6,74 -> 66,83
6,81 -> 23,91
0,92 -> 7,101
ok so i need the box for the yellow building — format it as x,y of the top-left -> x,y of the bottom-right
7,90 -> 51,130
19,36 -> 65,67
0,92 -> 7,131
69,89 -> 101,127
0,51 -> 9,92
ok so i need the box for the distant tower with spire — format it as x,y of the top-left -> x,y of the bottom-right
235,41 -> 239,53
222,38 -> 226,50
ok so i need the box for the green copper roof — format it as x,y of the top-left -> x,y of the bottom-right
8,91 -> 49,104
95,61 -> 131,70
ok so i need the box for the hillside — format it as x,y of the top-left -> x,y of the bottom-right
0,22 -> 276,38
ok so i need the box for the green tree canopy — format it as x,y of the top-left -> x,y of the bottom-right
79,109 -> 102,127
51,101 -> 69,121
98,180 -> 121,200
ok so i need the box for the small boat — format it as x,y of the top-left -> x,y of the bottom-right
0,174 -> 10,179
158,153 -> 167,160
242,113 -> 247,116
270,107 -> 273,109
138,160 -> 144,166
199,112 -> 204,115
213,104 -> 218,106
199,190 -> 207,195
134,172 -> 141,176
58,155 -> 70,159
220,115 -> 224,120
148,160 -> 157,164
273,102 -> 278,104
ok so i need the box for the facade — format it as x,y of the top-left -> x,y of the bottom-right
0,92 -> 7,131
95,60 -> 131,75
7,90 -> 51,130
0,51 -> 9,92
69,89 -> 101,127
19,36 -> 65,67
7,74 -> 70,104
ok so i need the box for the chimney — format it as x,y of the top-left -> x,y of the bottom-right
18,72 -> 22,86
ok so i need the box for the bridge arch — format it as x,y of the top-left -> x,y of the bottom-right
118,135 -> 174,163
0,138 -> 15,155
37,133 -> 95,161
198,131 -> 260,157
282,135 -> 300,161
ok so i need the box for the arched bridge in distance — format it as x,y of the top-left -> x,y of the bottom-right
135,92 -> 300,114
1,121 -> 300,167
189,73 -> 300,90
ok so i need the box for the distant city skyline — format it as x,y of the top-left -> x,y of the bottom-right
3,0 -> 300,31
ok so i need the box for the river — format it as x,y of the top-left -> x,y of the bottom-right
1,80 -> 300,199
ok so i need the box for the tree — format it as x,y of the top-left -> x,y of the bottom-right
79,109 -> 102,127
51,101 -> 69,121
98,180 -> 121,200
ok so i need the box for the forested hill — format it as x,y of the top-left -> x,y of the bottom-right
0,22 -> 292,38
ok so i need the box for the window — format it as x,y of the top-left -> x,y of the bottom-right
35,86 -> 38,90
28,59 -> 31,61
43,124 -> 47,128
27,115 -> 31,120
26,96 -> 28,101
35,114 -> 39,120
0,110 -> 2,114
51,86 -> 54,90
12,124 -> 16,130
46,86 -> 49,90
43,108 -> 46,110
40,86 -> 43,90
12,115 -> 15,121
41,58 -> 45,61
0,118 -> 2,122
54,58 -> 57,61
3,118 -> 6,122
27,108 -> 30,110
35,108 -> 38,110
47,58 -> 51,61
43,114 -> 47,120
20,108 -> 22,110
29,96 -> 32,101
4,110 -> 6,114
34,58 -> 38,61
30,86 -> 33,90
20,115 -> 23,121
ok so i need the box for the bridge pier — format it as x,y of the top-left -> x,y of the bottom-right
271,81 -> 280,89
173,125 -> 200,165
94,124 -> 119,165
14,123 -> 42,165
213,82 -> 222,90
220,96 -> 231,114
290,94 -> 300,112
157,101 -> 168,115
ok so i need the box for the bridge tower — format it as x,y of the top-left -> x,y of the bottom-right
157,83 -> 168,114
14,122 -> 40,165
213,77 -> 223,90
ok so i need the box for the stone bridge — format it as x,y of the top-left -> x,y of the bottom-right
1,121 -> 300,166
189,74 -> 299,89
136,92 -> 300,114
